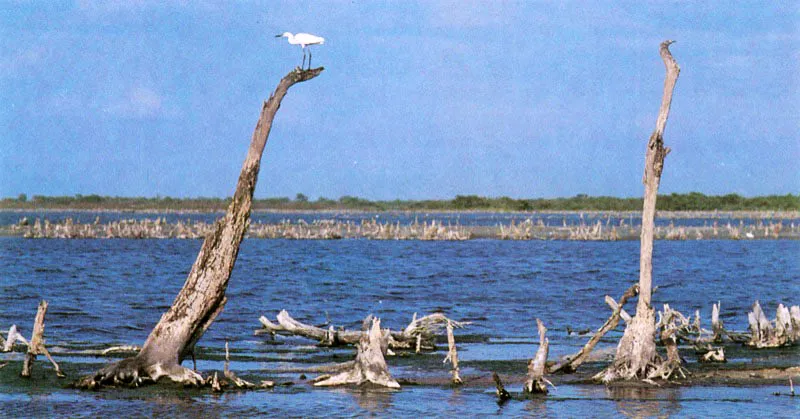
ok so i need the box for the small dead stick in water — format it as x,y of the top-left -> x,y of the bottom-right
492,372 -> 511,403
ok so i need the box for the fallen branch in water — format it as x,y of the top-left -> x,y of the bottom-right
256,310 -> 468,351
550,284 -> 638,374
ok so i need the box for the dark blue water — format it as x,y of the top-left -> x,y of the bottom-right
1,237 -> 798,416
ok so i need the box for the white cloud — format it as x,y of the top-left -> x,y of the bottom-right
103,86 -> 164,118
0,46 -> 46,77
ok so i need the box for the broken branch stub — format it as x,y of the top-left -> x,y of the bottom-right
73,67 -> 324,390
493,372 -> 511,403
21,300 -> 63,378
443,320 -> 462,385
2,325 -> 29,352
747,301 -> 799,348
314,318 -> 400,388
524,319 -> 550,395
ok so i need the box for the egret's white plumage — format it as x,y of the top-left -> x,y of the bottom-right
276,32 -> 324,69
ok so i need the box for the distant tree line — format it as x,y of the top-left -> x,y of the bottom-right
1,192 -> 797,212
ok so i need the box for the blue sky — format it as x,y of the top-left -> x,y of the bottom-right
1,1 -> 798,200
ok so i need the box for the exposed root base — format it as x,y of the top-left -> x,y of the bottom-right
314,318 -> 400,389
72,357 -> 203,390
596,307 -> 658,383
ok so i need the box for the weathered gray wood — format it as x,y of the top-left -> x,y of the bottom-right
21,301 -> 63,378
699,347 -> 726,363
524,319 -> 550,394
443,320 -> 462,385
2,325 -> 29,352
601,40 -> 680,382
748,301 -> 798,348
74,67 -> 324,389
647,305 -> 687,380
711,302 -> 724,342
551,284 -> 638,374
314,318 -> 400,388
276,310 -> 361,345
258,310 -> 467,351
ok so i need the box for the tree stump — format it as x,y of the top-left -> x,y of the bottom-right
314,318 -> 400,388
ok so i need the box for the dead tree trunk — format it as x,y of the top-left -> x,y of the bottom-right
600,41 -> 680,382
74,67 -> 324,389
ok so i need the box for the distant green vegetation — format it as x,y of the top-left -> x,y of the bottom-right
1,192 -> 797,212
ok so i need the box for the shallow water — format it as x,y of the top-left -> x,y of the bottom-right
1,235 -> 798,416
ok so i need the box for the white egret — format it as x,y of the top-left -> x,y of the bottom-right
276,32 -> 325,69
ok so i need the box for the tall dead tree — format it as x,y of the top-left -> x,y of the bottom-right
599,41 -> 680,382
75,67 -> 324,389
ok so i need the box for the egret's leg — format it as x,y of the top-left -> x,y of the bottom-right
301,49 -> 306,70
308,48 -> 312,69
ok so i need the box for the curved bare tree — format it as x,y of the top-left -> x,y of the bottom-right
76,67 -> 324,389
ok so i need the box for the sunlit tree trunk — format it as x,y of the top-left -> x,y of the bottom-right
75,67 -> 324,389
600,41 -> 680,382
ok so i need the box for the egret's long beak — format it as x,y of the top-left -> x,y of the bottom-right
275,34 -> 283,38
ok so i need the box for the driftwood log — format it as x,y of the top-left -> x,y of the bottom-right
550,284 -> 638,374
313,318 -> 400,388
20,301 -> 64,378
257,310 -> 467,351
73,67 -> 324,389
600,40 -> 680,382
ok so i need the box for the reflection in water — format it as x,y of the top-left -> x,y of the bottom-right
607,386 -> 681,418
351,387 -> 394,414
447,387 -> 465,408
524,394 -> 549,417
